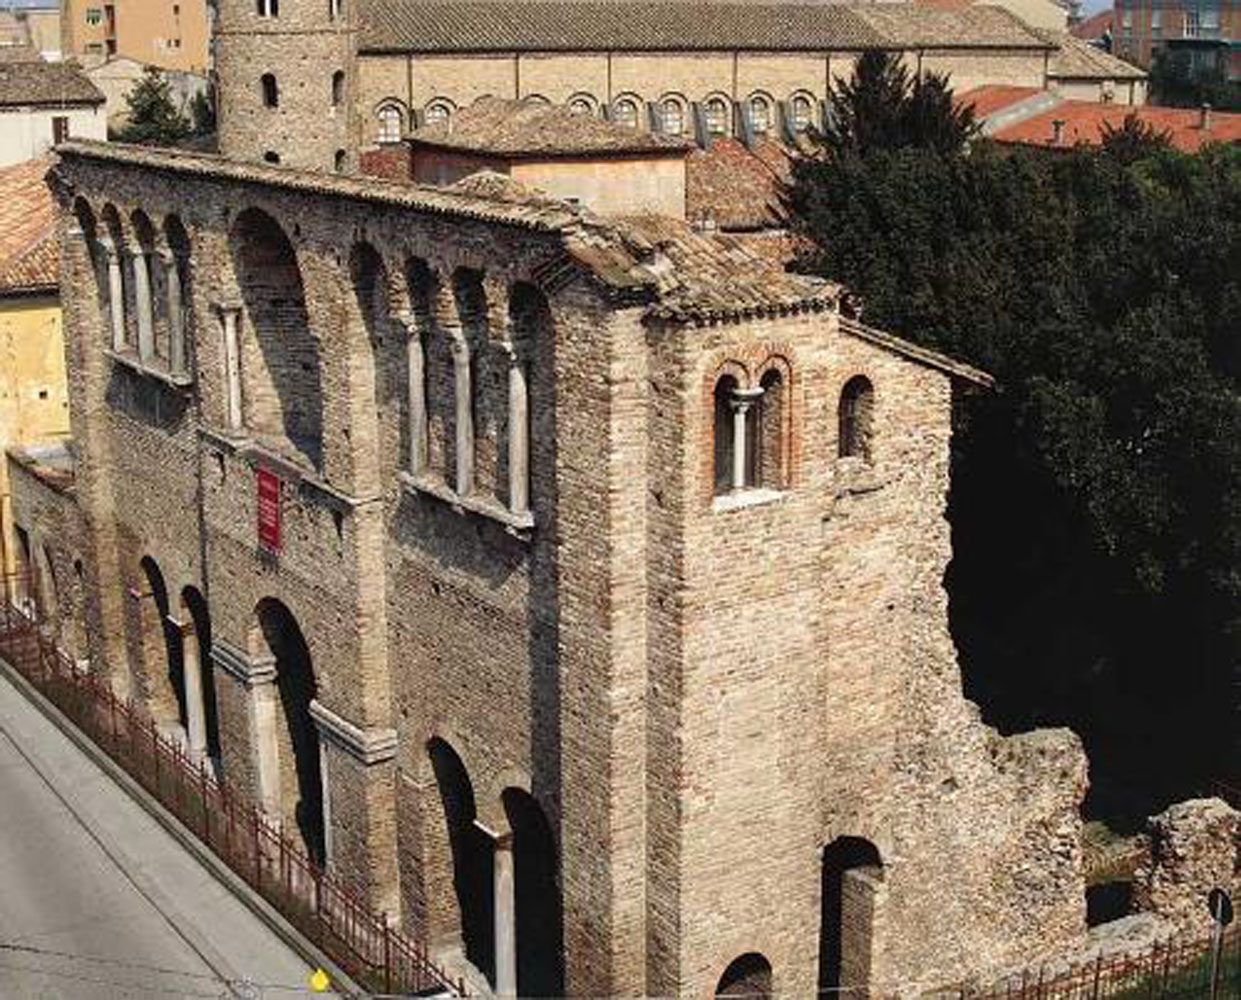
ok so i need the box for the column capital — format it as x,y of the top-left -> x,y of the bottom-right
98,235 -> 118,257
729,386 -> 764,412
211,639 -> 277,688
309,700 -> 397,765
210,297 -> 243,317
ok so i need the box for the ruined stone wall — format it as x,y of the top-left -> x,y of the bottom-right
654,309 -> 1088,998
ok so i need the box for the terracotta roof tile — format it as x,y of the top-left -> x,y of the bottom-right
957,83 -> 1044,120
412,97 -> 693,156
360,1 -> 1047,54
993,100 -> 1241,152
0,156 -> 56,293
685,137 -> 791,230
0,60 -> 104,107
850,3 -> 1051,48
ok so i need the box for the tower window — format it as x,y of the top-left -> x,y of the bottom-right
334,149 -> 346,172
838,375 -> 875,461
256,0 -> 278,16
329,0 -> 341,18
261,73 -> 278,108
264,151 -> 280,163
331,70 -> 345,108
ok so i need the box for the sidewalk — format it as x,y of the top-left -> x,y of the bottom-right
0,663 -> 328,998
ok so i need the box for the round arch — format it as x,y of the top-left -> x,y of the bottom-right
715,952 -> 772,998
229,207 -> 322,471
253,597 -> 324,865
501,787 -> 564,997
819,836 -> 883,996
136,555 -> 187,732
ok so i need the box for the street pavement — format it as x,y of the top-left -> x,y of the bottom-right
0,668 -> 324,998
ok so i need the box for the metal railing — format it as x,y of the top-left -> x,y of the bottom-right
0,574 -> 463,998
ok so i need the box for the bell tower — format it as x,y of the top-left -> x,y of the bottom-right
213,0 -> 358,171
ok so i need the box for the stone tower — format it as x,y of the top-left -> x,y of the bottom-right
213,0 -> 358,172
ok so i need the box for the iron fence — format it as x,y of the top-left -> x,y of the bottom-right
0,573 -> 462,998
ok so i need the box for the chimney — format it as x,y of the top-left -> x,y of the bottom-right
1051,118 -> 1066,145
1200,103 -> 1212,131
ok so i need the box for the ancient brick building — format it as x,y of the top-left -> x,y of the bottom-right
10,124 -> 1104,998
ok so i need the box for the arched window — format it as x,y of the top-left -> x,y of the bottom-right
331,70 -> 344,108
716,953 -> 772,999
704,95 -> 730,135
714,374 -> 760,495
660,96 -> 685,135
758,367 -> 786,489
790,93 -> 815,133
376,103 -> 402,142
263,150 -> 280,163
424,100 -> 453,126
261,73 -> 278,108
256,0 -> 277,16
838,375 -> 874,461
328,0 -> 341,19
334,149 -> 346,172
749,93 -> 772,134
567,93 -> 596,116
612,96 -> 639,129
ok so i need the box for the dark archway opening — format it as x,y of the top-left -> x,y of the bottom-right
1086,881 -> 1134,926
502,788 -> 564,997
257,598 -> 324,865
716,952 -> 772,999
819,837 -> 882,998
428,738 -> 495,984
140,556 -> 187,731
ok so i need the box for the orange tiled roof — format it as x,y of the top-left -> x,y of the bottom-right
0,156 -> 56,294
957,84 -> 1044,120
685,137 -> 792,231
993,101 -> 1241,152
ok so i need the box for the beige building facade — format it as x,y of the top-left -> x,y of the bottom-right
61,0 -> 210,74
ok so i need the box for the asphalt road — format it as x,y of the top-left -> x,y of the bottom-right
0,669 -> 321,999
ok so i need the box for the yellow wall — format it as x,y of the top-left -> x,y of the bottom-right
0,295 -> 70,578
64,0 -> 210,73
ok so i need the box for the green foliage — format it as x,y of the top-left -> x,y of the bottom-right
822,49 -> 978,156
111,67 -> 191,147
1099,112 -> 1172,165
189,88 -> 215,137
1148,47 -> 1241,111
787,125 -> 1241,826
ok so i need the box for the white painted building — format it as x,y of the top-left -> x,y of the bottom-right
0,59 -> 105,167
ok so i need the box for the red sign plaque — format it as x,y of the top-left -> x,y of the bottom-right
257,467 -> 281,553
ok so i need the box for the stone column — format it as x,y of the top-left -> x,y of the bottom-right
170,615 -> 206,756
101,238 -> 126,351
729,387 -> 763,491
160,247 -> 186,374
210,640 -> 280,814
402,314 -> 428,478
493,832 -> 517,999
451,334 -> 474,496
309,700 -> 401,916
129,247 -> 155,361
503,343 -> 530,516
220,306 -> 243,432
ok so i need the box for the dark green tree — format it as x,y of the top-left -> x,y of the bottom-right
189,87 -> 216,137
112,67 -> 192,147
1148,47 -> 1241,111
1099,112 -> 1172,164
787,127 -> 1241,828
822,49 -> 977,156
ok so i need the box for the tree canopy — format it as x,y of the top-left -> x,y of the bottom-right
786,67 -> 1241,829
112,67 -> 192,146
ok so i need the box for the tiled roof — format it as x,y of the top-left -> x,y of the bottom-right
685,137 -> 791,230
1042,30 -> 1145,80
360,1 -> 1050,54
0,60 -> 105,107
850,3 -> 1051,49
0,43 -> 41,63
992,100 -> 1241,152
411,97 -> 694,156
0,156 -> 57,294
957,83 -> 1043,119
